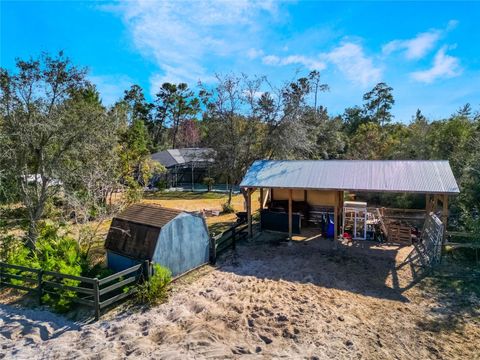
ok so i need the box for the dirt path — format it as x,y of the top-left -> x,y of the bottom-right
1,238 -> 479,359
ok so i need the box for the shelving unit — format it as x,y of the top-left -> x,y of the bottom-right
342,201 -> 368,240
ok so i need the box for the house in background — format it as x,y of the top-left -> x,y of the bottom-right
105,203 -> 211,276
151,148 -> 215,189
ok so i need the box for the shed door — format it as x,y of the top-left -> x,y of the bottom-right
152,213 -> 210,276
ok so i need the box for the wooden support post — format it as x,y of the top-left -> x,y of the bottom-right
37,269 -> 43,305
93,278 -> 100,321
262,189 -> 270,209
232,226 -> 236,250
433,194 -> 439,212
210,236 -> 217,264
143,260 -> 152,281
442,194 -> 449,243
259,188 -> 263,211
339,191 -> 344,234
334,192 -> 339,240
247,188 -> 252,237
425,194 -> 431,213
288,189 -> 293,240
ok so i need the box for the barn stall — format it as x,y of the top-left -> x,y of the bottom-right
105,204 -> 210,276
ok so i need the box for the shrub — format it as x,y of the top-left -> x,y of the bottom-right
202,177 -> 215,192
221,202 -> 235,214
136,264 -> 172,305
2,222 -> 87,312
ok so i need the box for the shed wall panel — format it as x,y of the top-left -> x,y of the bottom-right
272,189 -> 304,201
306,190 -> 337,206
107,251 -> 141,273
152,213 -> 210,276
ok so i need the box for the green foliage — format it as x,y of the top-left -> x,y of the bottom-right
221,202 -> 235,214
155,82 -> 200,149
362,82 -> 395,126
136,264 -> 172,305
154,179 -> 168,190
202,177 -> 215,191
0,52 -> 121,246
2,223 -> 88,312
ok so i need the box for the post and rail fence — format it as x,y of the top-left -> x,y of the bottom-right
210,220 -> 248,264
0,260 -> 152,320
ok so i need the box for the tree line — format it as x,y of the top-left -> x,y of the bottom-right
1,52 -> 479,247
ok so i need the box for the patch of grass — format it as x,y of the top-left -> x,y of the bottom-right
0,205 -> 29,230
144,191 -> 227,201
427,275 -> 480,299
209,221 -> 235,236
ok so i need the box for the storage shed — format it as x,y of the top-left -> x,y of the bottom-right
105,204 -> 210,276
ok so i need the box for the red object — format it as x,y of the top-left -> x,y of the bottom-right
343,232 -> 352,239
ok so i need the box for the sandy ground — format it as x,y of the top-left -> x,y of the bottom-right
1,236 -> 479,360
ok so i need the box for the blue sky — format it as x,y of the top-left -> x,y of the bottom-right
1,1 -> 479,121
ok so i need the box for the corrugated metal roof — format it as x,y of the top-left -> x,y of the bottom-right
151,150 -> 177,168
240,160 -> 460,194
151,148 -> 215,168
115,204 -> 183,228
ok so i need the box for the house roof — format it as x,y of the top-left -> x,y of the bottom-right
115,203 -> 183,228
240,160 -> 460,194
151,148 -> 215,168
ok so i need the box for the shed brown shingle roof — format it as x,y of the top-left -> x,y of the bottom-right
115,203 -> 182,228
105,204 -> 184,260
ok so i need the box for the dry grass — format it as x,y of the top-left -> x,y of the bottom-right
142,191 -> 260,235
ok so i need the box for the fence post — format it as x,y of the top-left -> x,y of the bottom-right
232,227 -> 236,250
93,278 -> 100,321
143,260 -> 151,281
37,269 -> 43,305
210,237 -> 217,264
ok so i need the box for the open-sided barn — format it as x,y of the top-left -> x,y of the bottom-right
105,204 -> 210,276
240,160 -> 460,241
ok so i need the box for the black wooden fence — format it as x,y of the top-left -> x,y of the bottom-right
0,260 -> 151,320
210,221 -> 248,263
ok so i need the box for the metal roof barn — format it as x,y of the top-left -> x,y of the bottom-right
240,160 -> 459,194
240,159 -> 459,241
105,204 -> 210,276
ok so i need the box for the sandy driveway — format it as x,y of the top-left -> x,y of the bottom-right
1,237 -> 479,359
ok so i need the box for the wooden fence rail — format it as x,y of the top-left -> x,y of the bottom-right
0,260 -> 150,320
210,221 -> 248,263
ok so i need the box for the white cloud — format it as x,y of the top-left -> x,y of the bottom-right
261,54 -> 326,70
247,48 -> 264,59
323,42 -> 382,86
382,20 -> 458,60
261,42 -> 380,86
383,31 -> 441,60
410,46 -> 461,83
106,0 -> 278,94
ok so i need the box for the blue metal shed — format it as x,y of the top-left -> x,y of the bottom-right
105,204 -> 210,276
